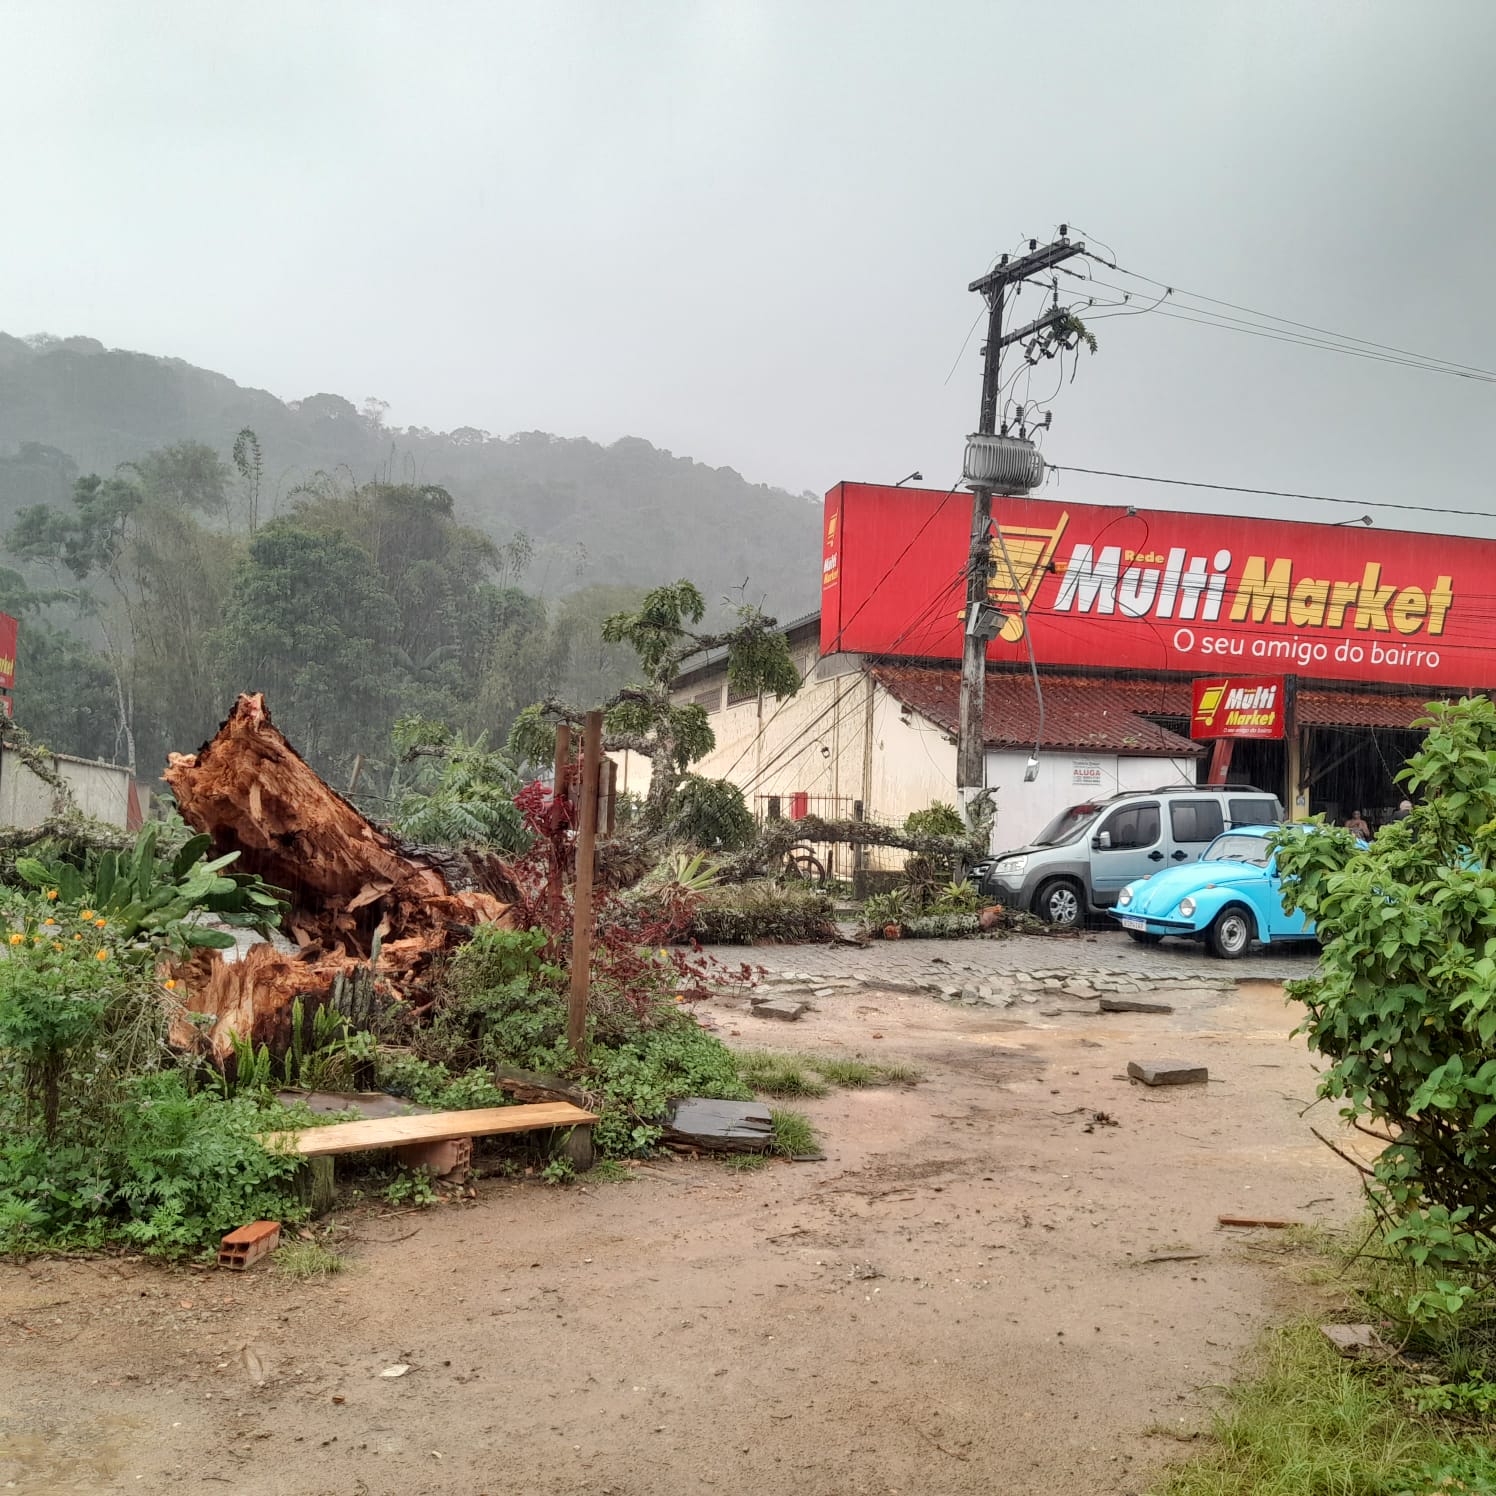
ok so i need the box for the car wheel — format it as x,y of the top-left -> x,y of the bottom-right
1035,878 -> 1083,930
1206,905 -> 1253,960
1126,929 -> 1163,946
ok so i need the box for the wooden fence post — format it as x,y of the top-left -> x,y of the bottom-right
567,711 -> 603,1055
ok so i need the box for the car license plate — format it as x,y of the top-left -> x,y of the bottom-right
1120,917 -> 1148,932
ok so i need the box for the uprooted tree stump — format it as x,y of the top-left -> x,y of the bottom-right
163,693 -> 520,1062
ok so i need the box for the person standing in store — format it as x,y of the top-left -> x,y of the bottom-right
1344,809 -> 1371,839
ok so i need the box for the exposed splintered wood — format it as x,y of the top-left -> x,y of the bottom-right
264,1101 -> 598,1158
163,692 -> 521,1061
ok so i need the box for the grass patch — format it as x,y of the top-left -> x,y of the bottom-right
768,1108 -> 818,1158
735,1051 -> 830,1098
722,1153 -> 771,1173
1151,1323 -> 1496,1495
586,1158 -> 633,1183
272,1240 -> 346,1279
735,1050 -> 921,1097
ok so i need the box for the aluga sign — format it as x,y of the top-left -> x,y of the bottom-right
1191,676 -> 1286,740
819,483 -> 1488,689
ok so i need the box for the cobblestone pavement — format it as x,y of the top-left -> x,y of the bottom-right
699,926 -> 1317,1014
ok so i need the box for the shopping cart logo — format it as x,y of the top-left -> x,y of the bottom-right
986,510 -> 1069,642
1193,685 -> 1226,728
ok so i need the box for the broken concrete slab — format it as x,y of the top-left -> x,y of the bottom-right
1127,1059 -> 1208,1087
1101,997 -> 1176,1015
664,1098 -> 775,1153
751,998 -> 808,1022
1320,1324 -> 1385,1358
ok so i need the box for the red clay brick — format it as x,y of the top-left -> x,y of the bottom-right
218,1220 -> 281,1271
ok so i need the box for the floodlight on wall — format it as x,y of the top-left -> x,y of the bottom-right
1023,756 -> 1040,784
964,602 -> 1006,641
962,433 -> 1045,495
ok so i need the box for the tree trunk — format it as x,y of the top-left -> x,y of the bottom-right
163,693 -> 521,1062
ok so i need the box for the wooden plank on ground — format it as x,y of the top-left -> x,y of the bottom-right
264,1101 -> 597,1158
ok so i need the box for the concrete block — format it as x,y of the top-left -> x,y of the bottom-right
218,1219 -> 281,1271
394,1136 -> 472,1179
1101,997 -> 1175,1014
1126,1059 -> 1207,1087
751,998 -> 808,1022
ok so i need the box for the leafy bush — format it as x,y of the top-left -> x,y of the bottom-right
904,802 -> 966,840
389,718 -> 531,852
687,881 -> 837,944
0,1074 -> 309,1254
1274,696 -> 1496,1282
434,925 -> 574,1071
375,1052 -> 511,1111
587,1017 -> 750,1156
665,775 -> 755,851
15,824 -> 287,952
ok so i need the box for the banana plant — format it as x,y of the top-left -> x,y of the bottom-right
15,825 -> 289,952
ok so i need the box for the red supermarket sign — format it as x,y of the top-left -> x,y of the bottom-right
0,612 -> 15,692
820,483 -> 1486,689
1191,676 -> 1285,740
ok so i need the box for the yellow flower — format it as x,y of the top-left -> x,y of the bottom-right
79,909 -> 95,921
94,918 -> 106,929
94,949 -> 108,962
31,936 -> 41,945
51,942 -> 62,952
164,979 -> 178,991
7,933 -> 22,946
72,933 -> 83,942
42,918 -> 56,927
45,888 -> 58,901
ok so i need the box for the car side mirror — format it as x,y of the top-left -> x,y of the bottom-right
1095,830 -> 1112,850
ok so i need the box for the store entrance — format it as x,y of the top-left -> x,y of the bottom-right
1302,725 -> 1422,831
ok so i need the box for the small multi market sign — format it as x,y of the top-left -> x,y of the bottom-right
1190,676 -> 1285,740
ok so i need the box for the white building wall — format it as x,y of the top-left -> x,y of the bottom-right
982,750 -> 1198,853
0,749 -> 146,829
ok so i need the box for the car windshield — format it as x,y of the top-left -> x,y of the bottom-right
1032,802 -> 1103,847
1204,833 -> 1271,866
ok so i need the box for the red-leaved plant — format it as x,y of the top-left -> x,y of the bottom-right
509,780 -> 755,1025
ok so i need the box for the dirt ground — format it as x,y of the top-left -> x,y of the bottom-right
0,975 -> 1364,1496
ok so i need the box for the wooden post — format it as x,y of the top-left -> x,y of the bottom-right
568,711 -> 603,1056
346,753 -> 364,796
552,722 -> 572,800
603,758 -> 617,837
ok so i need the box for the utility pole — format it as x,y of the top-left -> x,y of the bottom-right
956,234 -> 1086,804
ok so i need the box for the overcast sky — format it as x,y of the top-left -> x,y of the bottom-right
4,1 -> 1494,534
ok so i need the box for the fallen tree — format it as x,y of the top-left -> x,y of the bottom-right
164,693 -> 519,1061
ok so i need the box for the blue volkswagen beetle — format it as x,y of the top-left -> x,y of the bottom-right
1108,825 -> 1315,959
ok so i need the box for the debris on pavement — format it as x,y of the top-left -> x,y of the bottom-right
1319,1324 -> 1385,1358
1218,1215 -> 1300,1230
218,1220 -> 281,1271
750,997 -> 809,1022
1126,1059 -> 1208,1087
1100,997 -> 1175,1014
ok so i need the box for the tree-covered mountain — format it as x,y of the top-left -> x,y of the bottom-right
0,332 -> 822,615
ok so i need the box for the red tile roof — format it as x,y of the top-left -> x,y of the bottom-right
871,666 -> 1202,757
871,664 -> 1456,746
1295,690 -> 1457,730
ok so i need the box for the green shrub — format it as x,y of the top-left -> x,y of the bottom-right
689,881 -> 837,944
903,802 -> 966,840
1274,696 -> 1496,1283
0,1074 -> 310,1255
587,1017 -> 750,1156
375,1053 -> 511,1111
665,775 -> 756,851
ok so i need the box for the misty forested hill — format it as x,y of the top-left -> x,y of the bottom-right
0,332 -> 821,615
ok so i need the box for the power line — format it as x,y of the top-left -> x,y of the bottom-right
1059,267 -> 1496,384
1047,463 -> 1494,523
1103,259 -> 1496,381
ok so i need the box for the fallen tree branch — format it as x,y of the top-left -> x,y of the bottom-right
718,814 -> 984,883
